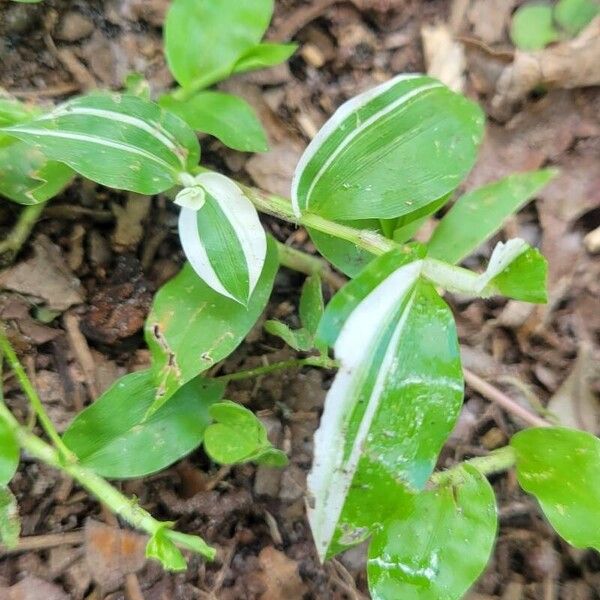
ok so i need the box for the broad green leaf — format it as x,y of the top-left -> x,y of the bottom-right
309,253 -> 464,559
299,274 -> 324,336
2,93 -> 200,195
0,420 -> 19,486
233,42 -> 298,74
427,169 -> 557,264
63,371 -> 224,479
146,529 -> 187,572
0,487 -> 20,549
292,74 -> 484,220
164,0 -> 273,89
264,320 -> 313,352
204,401 -> 288,466
555,0 -> 600,35
177,173 -> 267,304
0,97 -> 39,130
510,4 -> 561,50
512,427 -> 600,550
161,92 -> 268,153
146,236 -> 278,406
367,466 -> 497,600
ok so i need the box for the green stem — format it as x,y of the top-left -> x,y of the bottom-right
216,355 -> 338,383
431,446 -> 517,487
276,241 -> 345,289
0,202 -> 46,266
0,324 -> 74,461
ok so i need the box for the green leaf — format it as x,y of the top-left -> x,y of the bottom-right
264,320 -> 313,352
204,401 -> 288,466
367,466 -> 497,600
555,0 -> 600,35
167,530 -> 216,560
164,0 -> 274,89
63,371 -> 224,479
146,529 -> 187,572
300,274 -> 324,336
0,487 -> 20,549
292,74 -> 484,220
0,97 -> 40,130
510,4 -> 561,50
0,420 -> 19,486
233,42 -> 298,74
2,93 -> 200,195
427,169 -> 557,264
176,173 -> 268,304
309,252 -> 464,559
146,235 -> 278,407
161,92 -> 268,153
512,427 -> 600,550
123,73 -> 151,100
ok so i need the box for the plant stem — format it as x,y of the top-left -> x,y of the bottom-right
276,241 -> 345,289
0,202 -> 46,266
216,355 -> 338,383
431,445 -> 517,487
0,324 -> 75,461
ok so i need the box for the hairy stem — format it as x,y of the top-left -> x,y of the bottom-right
276,241 -> 345,289
0,202 -> 46,266
216,355 -> 338,383
0,324 -> 75,461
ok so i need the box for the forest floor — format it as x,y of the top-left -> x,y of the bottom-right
0,0 -> 599,598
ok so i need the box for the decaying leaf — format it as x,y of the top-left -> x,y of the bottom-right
421,23 -> 465,92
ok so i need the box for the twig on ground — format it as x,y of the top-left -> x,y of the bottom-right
0,531 -> 85,555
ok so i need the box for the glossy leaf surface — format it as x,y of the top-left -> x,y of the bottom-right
0,420 -> 19,485
368,467 -> 497,600
161,92 -> 268,153
427,169 -> 557,264
63,371 -> 224,479
3,94 -> 200,195
512,427 -> 600,550
146,236 -> 277,407
292,74 -> 484,220
204,401 -> 287,466
177,173 -> 267,303
510,4 -> 561,50
233,43 -> 297,74
0,487 -> 20,549
165,0 -> 273,89
309,251 -> 464,559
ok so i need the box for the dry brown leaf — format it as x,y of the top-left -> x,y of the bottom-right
4,576 -> 68,600
83,519 -> 147,593
111,194 -> 151,253
493,18 -> 600,115
422,23 -> 465,92
0,236 -> 85,312
256,546 -> 307,600
246,142 -> 304,198
467,0 -> 516,44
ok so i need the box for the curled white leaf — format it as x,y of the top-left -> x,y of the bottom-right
175,186 -> 206,210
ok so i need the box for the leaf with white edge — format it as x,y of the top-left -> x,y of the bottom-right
178,172 -> 267,304
160,92 -> 268,153
427,169 -> 557,264
264,320 -> 313,352
512,427 -> 600,550
146,529 -> 187,572
146,236 -> 278,407
165,0 -> 273,89
309,251 -> 464,560
0,420 -> 19,486
63,371 -> 224,479
367,466 -> 497,600
233,42 -> 298,74
292,73 -> 484,220
0,487 -> 20,549
204,401 -> 288,466
2,93 -> 200,195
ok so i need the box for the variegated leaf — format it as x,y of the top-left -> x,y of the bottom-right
2,94 -> 200,195
308,250 -> 464,560
292,74 -> 484,220
177,173 -> 267,304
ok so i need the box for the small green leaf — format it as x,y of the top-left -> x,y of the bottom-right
367,466 -> 497,600
512,427 -> 600,550
510,4 -> 561,50
146,529 -> 187,572
123,73 -> 151,100
300,274 -> 324,336
165,0 -> 274,89
167,530 -> 216,560
0,420 -> 19,486
427,169 -> 557,264
161,92 -> 268,153
204,401 -> 288,466
0,487 -> 20,549
63,371 -> 224,479
555,0 -> 600,35
292,74 -> 484,220
2,93 -> 200,195
233,43 -> 297,74
264,320 -> 313,352
146,236 -> 278,405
